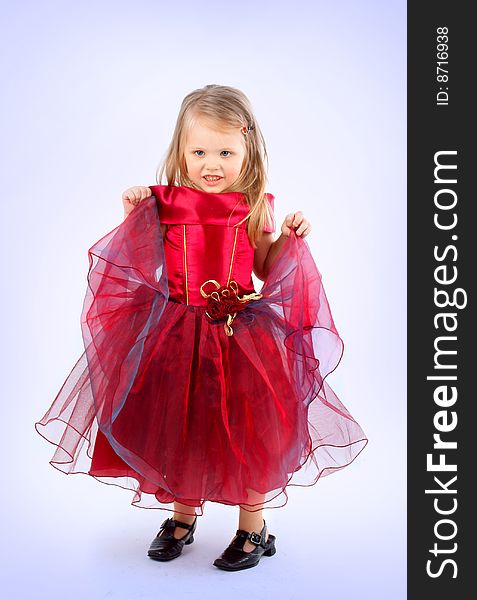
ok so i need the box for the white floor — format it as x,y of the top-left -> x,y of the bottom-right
4,400 -> 405,600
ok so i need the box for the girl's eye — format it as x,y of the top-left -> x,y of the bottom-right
193,150 -> 231,157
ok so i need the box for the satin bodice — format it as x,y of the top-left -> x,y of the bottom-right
149,185 -> 275,306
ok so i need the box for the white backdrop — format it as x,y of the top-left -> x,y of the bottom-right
1,1 -> 406,598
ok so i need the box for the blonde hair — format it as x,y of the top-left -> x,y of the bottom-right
155,84 -> 273,247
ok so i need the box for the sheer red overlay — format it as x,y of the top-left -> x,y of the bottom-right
35,185 -> 368,517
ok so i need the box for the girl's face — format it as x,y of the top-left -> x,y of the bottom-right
184,118 -> 247,193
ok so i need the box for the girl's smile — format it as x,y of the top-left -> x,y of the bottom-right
202,174 -> 224,187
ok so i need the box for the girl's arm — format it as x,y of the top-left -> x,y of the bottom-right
122,186 -> 152,220
253,211 -> 312,281
253,232 -> 286,280
121,185 -> 168,236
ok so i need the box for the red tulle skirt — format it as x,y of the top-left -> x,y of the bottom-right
35,198 -> 368,517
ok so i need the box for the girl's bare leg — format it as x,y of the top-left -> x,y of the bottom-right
171,501 -> 197,539
237,489 -> 270,552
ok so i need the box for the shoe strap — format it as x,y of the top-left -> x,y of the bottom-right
234,521 -> 267,548
160,517 -> 196,531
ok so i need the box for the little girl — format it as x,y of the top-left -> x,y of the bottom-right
35,84 -> 368,572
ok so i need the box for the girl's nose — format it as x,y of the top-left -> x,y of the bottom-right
205,157 -> 221,169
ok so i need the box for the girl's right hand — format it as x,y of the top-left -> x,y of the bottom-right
122,186 -> 152,216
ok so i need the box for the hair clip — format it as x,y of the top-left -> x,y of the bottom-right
241,125 -> 254,135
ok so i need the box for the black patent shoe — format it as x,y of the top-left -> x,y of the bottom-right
213,519 -> 276,571
147,516 -> 197,561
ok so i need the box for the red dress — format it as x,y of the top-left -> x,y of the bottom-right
35,185 -> 368,516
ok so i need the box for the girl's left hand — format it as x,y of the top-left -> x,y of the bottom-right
281,211 -> 312,238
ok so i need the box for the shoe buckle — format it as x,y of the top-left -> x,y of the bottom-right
249,531 -> 262,545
